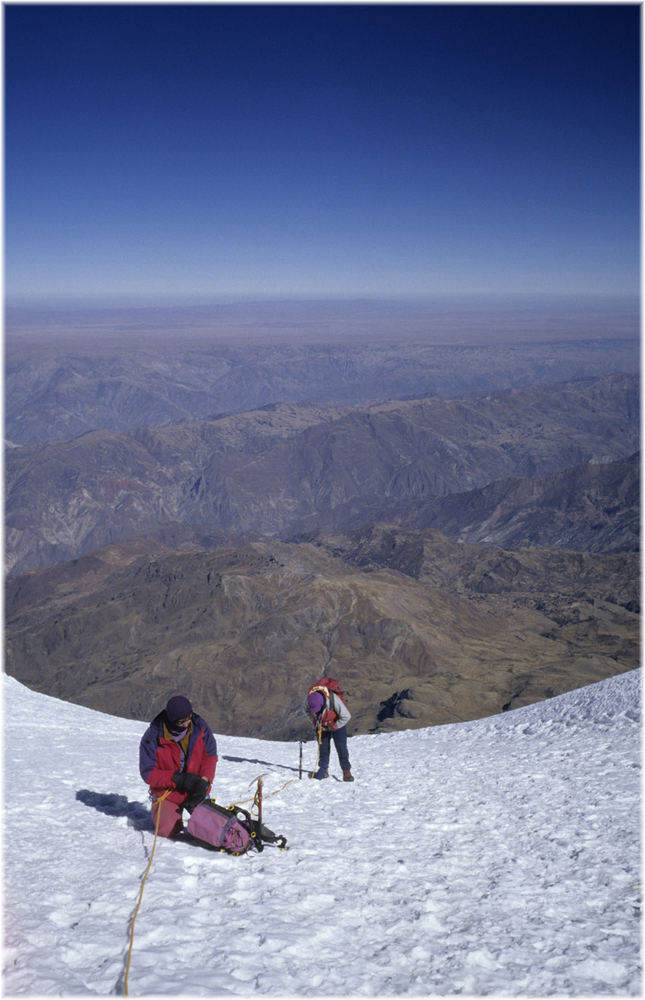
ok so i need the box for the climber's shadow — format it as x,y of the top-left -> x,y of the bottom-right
76,789 -> 154,832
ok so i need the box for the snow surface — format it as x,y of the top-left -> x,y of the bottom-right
3,670 -> 641,997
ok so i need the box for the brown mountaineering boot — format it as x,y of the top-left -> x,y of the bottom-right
343,770 -> 354,782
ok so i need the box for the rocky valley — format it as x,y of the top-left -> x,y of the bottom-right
5,530 -> 638,741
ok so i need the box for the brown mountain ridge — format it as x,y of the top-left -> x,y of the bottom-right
5,530 -> 637,741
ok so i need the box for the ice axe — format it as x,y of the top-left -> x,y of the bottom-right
254,775 -> 263,829
247,772 -> 268,825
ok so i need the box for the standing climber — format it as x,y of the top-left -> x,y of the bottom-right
139,694 -> 218,837
306,678 -> 354,781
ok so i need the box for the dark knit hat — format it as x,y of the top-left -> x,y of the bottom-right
165,695 -> 193,722
308,692 -> 324,714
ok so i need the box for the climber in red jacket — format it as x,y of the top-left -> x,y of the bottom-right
139,695 -> 218,837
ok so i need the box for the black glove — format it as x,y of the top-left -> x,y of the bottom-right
184,776 -> 210,813
173,771 -> 206,794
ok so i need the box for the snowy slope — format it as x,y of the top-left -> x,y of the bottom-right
3,670 -> 641,997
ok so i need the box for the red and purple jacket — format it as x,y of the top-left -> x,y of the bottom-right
139,711 -> 218,804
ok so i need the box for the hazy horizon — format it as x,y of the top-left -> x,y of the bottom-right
5,292 -> 640,351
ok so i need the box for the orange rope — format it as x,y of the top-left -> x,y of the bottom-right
123,788 -> 171,995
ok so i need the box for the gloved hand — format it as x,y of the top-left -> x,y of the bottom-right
172,772 -> 206,794
184,777 -> 210,813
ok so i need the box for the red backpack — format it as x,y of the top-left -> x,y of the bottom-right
307,677 -> 348,729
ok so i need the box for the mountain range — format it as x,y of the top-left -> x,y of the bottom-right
5,373 -> 638,575
4,323 -> 639,741
6,325 -> 638,447
365,451 -> 639,553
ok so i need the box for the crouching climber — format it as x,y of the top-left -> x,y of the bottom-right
306,678 -> 354,781
139,694 -> 218,837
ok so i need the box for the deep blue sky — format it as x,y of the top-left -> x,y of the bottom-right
4,3 -> 640,302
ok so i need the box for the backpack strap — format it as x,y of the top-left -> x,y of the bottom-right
255,822 -> 287,850
308,684 -> 331,700
222,801 -> 288,851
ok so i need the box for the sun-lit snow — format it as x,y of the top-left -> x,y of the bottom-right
3,670 -> 641,996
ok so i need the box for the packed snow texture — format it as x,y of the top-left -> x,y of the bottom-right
3,670 -> 641,996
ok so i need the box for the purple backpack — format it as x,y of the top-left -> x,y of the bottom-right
186,800 -> 286,854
